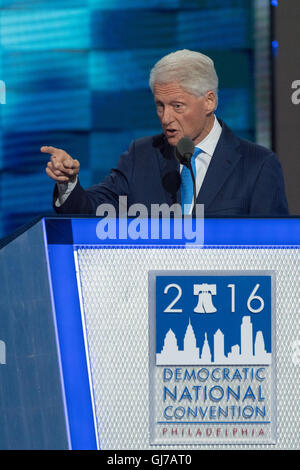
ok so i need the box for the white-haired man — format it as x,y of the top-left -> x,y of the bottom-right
43,49 -> 289,216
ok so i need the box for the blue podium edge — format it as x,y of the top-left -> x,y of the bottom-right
67,217 -> 300,247
42,219 -> 99,450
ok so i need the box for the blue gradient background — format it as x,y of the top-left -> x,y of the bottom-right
0,0 -> 265,239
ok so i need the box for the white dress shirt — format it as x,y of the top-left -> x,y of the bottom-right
180,115 -> 222,199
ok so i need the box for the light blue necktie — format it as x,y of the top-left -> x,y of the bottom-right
180,148 -> 202,214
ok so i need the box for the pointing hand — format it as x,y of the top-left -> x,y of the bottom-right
41,146 -> 80,183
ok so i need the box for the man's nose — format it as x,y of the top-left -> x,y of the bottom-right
161,106 -> 175,126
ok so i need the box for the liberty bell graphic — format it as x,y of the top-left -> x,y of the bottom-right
193,283 -> 217,313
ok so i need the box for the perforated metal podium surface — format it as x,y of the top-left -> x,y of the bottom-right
0,217 -> 299,450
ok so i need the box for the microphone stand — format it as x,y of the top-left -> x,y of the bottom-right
186,156 -> 197,217
174,144 -> 197,217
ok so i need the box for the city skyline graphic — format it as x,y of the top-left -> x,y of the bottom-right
155,275 -> 272,365
156,315 -> 271,365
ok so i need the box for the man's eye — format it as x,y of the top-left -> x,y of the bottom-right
174,104 -> 183,110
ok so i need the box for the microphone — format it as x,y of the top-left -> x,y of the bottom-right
175,137 -> 197,215
175,136 -> 195,166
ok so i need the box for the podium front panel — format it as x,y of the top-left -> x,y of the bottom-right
74,246 -> 297,449
45,218 -> 300,450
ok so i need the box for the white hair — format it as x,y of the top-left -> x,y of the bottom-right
149,49 -> 219,106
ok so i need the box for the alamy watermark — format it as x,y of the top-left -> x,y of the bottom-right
0,340 -> 6,365
95,196 -> 204,246
0,80 -> 6,104
291,80 -> 300,105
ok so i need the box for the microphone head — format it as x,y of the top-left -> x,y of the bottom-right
175,136 -> 195,166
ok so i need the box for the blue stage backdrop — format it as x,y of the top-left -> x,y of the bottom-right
0,0 -> 272,239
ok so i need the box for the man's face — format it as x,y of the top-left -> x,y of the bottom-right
153,82 -> 215,147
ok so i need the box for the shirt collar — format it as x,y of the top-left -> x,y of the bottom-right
195,115 -> 222,157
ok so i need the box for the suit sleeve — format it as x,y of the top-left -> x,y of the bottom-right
249,152 -> 289,216
53,141 -> 136,215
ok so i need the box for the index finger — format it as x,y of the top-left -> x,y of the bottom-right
40,145 -> 59,154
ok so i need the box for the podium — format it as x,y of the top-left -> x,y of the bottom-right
0,216 -> 299,450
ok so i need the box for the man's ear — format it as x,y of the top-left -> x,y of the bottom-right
205,91 -> 217,114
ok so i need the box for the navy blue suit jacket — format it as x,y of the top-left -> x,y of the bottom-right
53,120 -> 289,216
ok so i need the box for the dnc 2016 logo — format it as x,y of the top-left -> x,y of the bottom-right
149,271 -> 276,445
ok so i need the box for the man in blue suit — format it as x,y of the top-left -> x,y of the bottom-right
43,49 -> 289,216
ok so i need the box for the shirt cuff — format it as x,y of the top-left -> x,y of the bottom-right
55,176 -> 78,207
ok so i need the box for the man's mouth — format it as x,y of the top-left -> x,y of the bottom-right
165,129 -> 179,138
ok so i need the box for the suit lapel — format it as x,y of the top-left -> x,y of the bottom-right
197,121 -> 242,209
154,122 -> 242,209
154,134 -> 181,205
